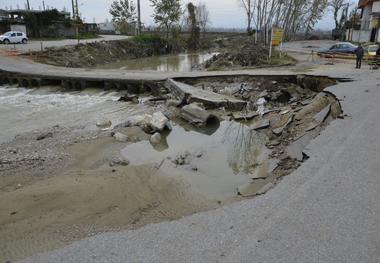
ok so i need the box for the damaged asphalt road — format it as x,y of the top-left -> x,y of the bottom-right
15,63 -> 380,263
0,73 -> 343,262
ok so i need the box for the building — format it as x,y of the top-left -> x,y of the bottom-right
98,20 -> 118,35
349,0 -> 380,42
83,23 -> 100,34
0,8 -> 75,38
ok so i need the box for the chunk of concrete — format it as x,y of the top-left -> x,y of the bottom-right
150,112 -> 169,131
165,79 -> 246,110
96,118 -> 112,129
109,156 -> 130,167
314,104 -> 331,123
232,111 -> 259,121
251,119 -> 270,130
272,115 -> 294,136
237,182 -> 274,197
150,132 -> 162,145
180,104 -> 218,126
287,131 -> 318,161
114,132 -> 129,142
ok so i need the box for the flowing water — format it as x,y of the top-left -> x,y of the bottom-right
97,52 -> 217,71
0,85 -> 150,143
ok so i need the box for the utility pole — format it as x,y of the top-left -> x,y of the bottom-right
26,0 -> 30,10
71,0 -> 80,43
42,1 -> 45,10
137,0 -> 141,35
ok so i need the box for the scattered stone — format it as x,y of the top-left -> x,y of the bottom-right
150,112 -> 169,131
272,115 -> 294,136
190,164 -> 198,171
266,140 -> 281,147
150,132 -> 162,145
96,118 -> 112,129
36,132 -> 53,141
166,99 -> 182,107
280,109 -> 290,115
232,111 -> 258,121
251,119 -> 270,130
337,114 -> 345,119
196,152 -> 203,158
109,156 -> 130,167
173,151 -> 192,166
113,132 -> 128,142
118,95 -> 139,103
10,211 -> 17,215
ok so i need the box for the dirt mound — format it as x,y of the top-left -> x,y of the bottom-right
25,38 -> 171,68
204,42 -> 295,70
207,44 -> 269,68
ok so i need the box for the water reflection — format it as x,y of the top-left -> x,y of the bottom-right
121,121 -> 267,175
223,122 -> 268,174
98,52 -> 217,72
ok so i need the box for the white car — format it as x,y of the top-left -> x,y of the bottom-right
0,31 -> 28,44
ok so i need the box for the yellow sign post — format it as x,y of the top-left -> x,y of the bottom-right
272,27 -> 284,46
269,27 -> 284,58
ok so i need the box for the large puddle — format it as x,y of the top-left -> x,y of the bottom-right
97,52 -> 217,71
121,120 -> 269,200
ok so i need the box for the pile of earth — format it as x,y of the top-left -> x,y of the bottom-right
203,42 -> 296,70
24,37 -> 176,68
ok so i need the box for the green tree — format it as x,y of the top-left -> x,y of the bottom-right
109,0 -> 137,35
150,0 -> 182,40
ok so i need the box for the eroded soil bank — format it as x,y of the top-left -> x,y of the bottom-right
23,35 -> 295,70
0,75 -> 342,262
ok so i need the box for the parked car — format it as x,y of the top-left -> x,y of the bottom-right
0,31 -> 28,44
318,42 -> 357,56
366,44 -> 380,56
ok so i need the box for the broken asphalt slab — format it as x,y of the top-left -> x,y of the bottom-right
165,79 -> 246,110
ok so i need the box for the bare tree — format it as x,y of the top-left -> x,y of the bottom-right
329,0 -> 350,31
240,0 -> 255,34
239,0 -> 329,40
197,1 -> 210,33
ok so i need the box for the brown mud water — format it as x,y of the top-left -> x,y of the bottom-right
0,75 -> 342,262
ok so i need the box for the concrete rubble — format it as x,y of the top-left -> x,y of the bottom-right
165,79 -> 246,110
180,104 -> 218,126
113,132 -> 129,142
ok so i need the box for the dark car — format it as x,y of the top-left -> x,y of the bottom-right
318,42 -> 358,56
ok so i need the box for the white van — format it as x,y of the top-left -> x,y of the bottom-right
0,31 -> 28,44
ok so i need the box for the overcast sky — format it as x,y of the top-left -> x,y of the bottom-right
1,0 -> 336,30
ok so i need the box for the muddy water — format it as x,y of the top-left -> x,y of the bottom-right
121,121 -> 269,200
0,85 -> 150,144
97,52 -> 217,71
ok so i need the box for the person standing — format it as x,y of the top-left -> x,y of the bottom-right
355,43 -> 364,69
